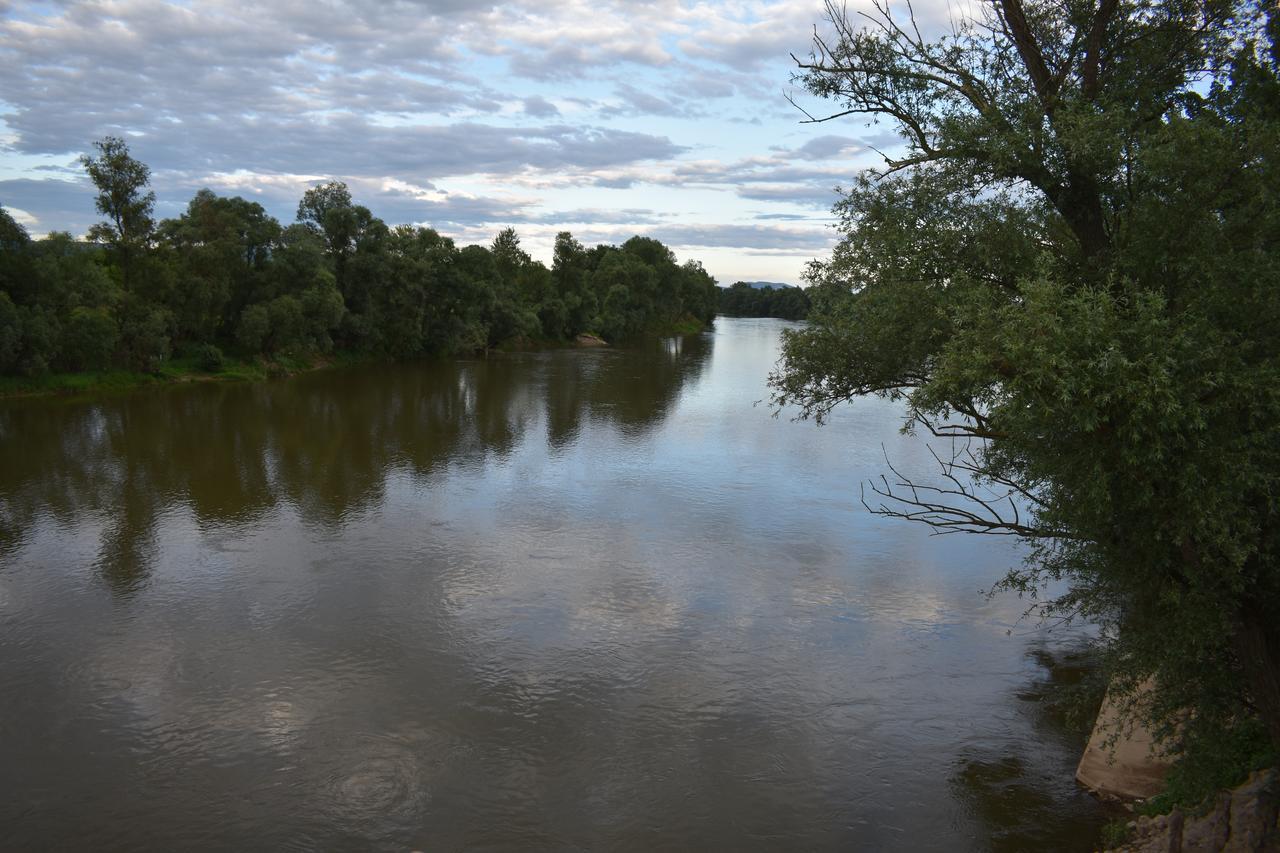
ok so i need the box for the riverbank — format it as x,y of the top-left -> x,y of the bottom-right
0,351 -> 366,400
0,320 -> 709,400
1103,767 -> 1279,851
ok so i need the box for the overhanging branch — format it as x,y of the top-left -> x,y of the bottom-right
862,442 -> 1076,539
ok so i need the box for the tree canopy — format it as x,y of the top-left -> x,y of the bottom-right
773,0 -> 1280,801
717,282 -> 811,320
0,147 -> 718,378
80,136 -> 156,251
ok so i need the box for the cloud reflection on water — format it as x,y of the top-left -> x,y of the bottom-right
0,319 -> 1105,850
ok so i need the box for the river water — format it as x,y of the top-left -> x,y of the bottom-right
0,317 -> 1107,850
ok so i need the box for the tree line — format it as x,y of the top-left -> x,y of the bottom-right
0,138 -> 718,377
717,281 -> 810,320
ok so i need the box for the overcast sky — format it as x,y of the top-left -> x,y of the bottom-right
0,0 -> 933,285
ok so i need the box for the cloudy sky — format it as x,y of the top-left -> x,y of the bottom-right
0,0 -> 925,285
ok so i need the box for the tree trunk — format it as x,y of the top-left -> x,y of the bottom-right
1235,605 -> 1280,751
1053,176 -> 1111,268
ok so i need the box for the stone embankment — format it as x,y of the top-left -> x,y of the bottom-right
1104,768 -> 1279,852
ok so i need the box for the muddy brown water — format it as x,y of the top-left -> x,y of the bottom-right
0,317 -> 1107,850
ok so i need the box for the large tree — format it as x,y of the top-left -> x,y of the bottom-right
80,136 -> 156,262
773,0 -> 1280,797
296,180 -> 376,297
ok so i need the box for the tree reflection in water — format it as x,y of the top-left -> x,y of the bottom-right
0,335 -> 711,596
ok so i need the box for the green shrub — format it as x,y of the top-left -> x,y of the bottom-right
61,306 -> 119,371
1099,819 -> 1132,847
194,343 -> 223,372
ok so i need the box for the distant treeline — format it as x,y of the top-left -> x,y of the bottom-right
717,282 -> 810,320
0,137 -> 718,377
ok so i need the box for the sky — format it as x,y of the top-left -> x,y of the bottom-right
0,0 -> 938,285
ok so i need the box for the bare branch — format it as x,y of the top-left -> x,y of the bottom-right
861,443 -> 1076,539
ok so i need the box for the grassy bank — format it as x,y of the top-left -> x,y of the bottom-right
664,315 -> 710,336
0,319 -> 713,401
0,351 -> 373,400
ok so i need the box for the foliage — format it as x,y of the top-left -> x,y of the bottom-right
80,136 -> 156,251
0,291 -> 22,372
718,282 -> 811,319
193,343 -> 224,373
60,306 -> 118,371
116,296 -> 171,373
0,141 -> 718,389
1099,819 -> 1132,847
772,0 -> 1280,799
1138,718 -> 1274,815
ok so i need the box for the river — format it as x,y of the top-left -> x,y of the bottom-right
0,316 -> 1107,850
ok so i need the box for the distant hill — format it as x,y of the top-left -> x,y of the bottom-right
722,280 -> 797,290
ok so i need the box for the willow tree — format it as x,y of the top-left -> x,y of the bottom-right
772,0 -> 1280,798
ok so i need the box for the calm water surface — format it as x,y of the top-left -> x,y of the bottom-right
0,317 -> 1106,850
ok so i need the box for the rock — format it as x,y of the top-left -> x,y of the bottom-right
1102,768 -> 1279,853
1119,813 -> 1178,852
1168,812 -> 1185,851
1181,793 -> 1231,850
1224,769 -> 1279,852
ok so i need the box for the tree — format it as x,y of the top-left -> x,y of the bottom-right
80,136 -> 156,258
772,0 -> 1280,800
491,227 -> 531,279
550,231 -> 597,337
718,282 -> 811,320
3,147 -> 719,378
158,189 -> 282,341
679,260 -> 721,324
296,181 -> 376,297
484,229 -> 542,345
60,306 -> 119,371
0,206 -> 34,304
0,205 -> 29,251
591,248 -> 658,341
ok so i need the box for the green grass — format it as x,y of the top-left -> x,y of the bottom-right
0,353 -> 302,400
1099,818 -> 1132,848
0,368 -> 164,398
665,316 -> 709,335
0,326 -> 708,401
1,366 -> 225,399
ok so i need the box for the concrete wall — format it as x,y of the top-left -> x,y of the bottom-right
1077,681 -> 1173,801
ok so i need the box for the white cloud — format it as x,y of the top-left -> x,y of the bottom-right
0,0 -> 931,274
1,204 -> 36,228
